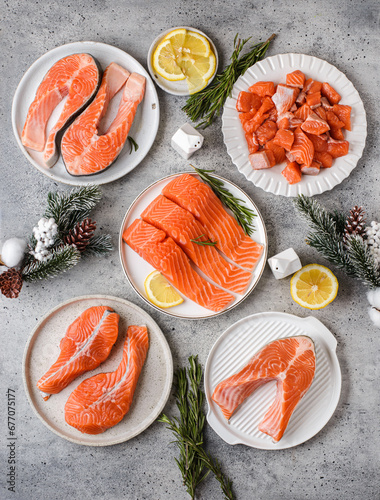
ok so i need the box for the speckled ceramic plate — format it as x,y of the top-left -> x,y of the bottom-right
147,26 -> 218,96
222,53 -> 367,197
119,172 -> 267,320
22,295 -> 173,446
12,41 -> 160,186
205,312 -> 341,449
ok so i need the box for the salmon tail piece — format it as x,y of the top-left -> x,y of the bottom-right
212,336 -> 316,442
37,306 -> 119,396
64,325 -> 149,434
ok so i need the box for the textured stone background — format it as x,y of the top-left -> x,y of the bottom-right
1,1 -> 380,499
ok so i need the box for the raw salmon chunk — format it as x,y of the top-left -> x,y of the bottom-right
332,104 -> 351,130
304,79 -> 322,94
273,129 -> 294,151
248,81 -> 275,97
236,91 -> 262,112
301,161 -> 321,175
321,82 -> 341,104
37,306 -> 119,397
265,140 -> 286,164
249,151 -> 272,169
212,336 -> 316,442
65,325 -> 149,434
272,84 -> 299,115
326,138 -> 349,158
305,92 -> 321,109
286,70 -> 305,88
282,161 -> 302,184
301,112 -> 330,135
245,132 -> 259,154
256,120 -> 278,145
290,127 -> 314,166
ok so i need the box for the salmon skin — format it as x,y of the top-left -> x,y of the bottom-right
37,306 -> 119,397
61,63 -> 145,176
140,195 -> 252,294
22,53 -> 101,167
212,336 -> 316,442
162,174 -> 263,271
124,219 -> 234,312
65,325 -> 148,434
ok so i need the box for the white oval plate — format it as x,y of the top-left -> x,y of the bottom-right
22,295 -> 173,446
205,312 -> 341,449
12,41 -> 160,186
222,53 -> 367,197
147,26 -> 218,96
119,172 -> 267,320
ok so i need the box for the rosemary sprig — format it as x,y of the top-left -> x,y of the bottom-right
192,165 -> 256,235
190,234 -> 217,246
182,33 -> 276,129
128,136 -> 139,154
159,356 -> 234,500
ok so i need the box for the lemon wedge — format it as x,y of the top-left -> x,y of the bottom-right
152,39 -> 186,81
144,271 -> 184,308
163,28 -> 187,59
182,31 -> 211,57
290,264 -> 339,310
180,52 -> 216,94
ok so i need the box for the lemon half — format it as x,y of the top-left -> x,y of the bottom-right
290,264 -> 339,310
144,271 -> 184,308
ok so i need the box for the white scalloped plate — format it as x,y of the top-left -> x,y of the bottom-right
205,312 -> 341,449
222,53 -> 367,197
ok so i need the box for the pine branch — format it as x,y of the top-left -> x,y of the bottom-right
22,245 -> 81,282
84,235 -> 113,256
346,235 -> 380,288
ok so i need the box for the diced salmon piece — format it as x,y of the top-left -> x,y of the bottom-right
301,112 -> 330,135
330,127 -> 345,140
236,91 -> 262,112
326,138 -> 349,158
286,70 -> 305,88
244,111 -> 271,133
321,82 -> 341,104
273,129 -> 294,151
239,110 -> 256,123
272,84 -> 300,115
282,161 -> 302,184
264,148 -> 276,167
265,139 -> 286,164
314,150 -> 333,168
290,127 -> 314,166
296,90 -> 306,105
267,106 -> 278,122
314,106 -> 327,120
286,151 -> 297,163
305,132 -> 328,152
245,132 -> 259,154
256,120 -> 278,145
326,110 -> 345,129
300,161 -> 321,175
288,115 -> 304,129
332,104 -> 351,130
304,79 -> 322,94
249,151 -> 273,169
321,97 -> 334,110
277,113 -> 291,129
248,81 -> 276,97
305,91 -> 321,109
294,104 -> 312,121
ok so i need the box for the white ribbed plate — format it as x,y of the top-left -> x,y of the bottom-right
222,53 -> 367,197
205,312 -> 341,449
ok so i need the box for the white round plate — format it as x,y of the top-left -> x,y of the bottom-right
222,53 -> 367,197
119,172 -> 267,320
205,312 -> 341,449
147,26 -> 218,96
22,295 -> 173,446
12,41 -> 160,186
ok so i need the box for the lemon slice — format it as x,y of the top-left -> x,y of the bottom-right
163,28 -> 187,58
144,271 -> 184,308
182,31 -> 211,57
152,39 -> 185,81
180,52 -> 216,94
290,264 -> 339,310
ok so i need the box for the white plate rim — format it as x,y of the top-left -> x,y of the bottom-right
12,41 -> 160,186
204,311 -> 342,449
222,52 -> 367,197
118,171 -> 268,320
22,294 -> 173,446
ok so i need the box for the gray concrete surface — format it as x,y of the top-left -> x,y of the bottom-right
1,1 -> 380,499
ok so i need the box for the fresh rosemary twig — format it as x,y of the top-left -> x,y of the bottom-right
159,356 -> 234,500
191,165 -> 256,236
182,33 -> 275,129
190,234 -> 217,246
128,136 -> 139,154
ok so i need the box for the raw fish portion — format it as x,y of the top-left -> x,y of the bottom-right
65,325 -> 148,434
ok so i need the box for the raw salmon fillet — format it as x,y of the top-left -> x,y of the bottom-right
212,336 -> 316,442
123,219 -> 234,312
61,63 -> 145,176
65,325 -> 148,434
162,174 -> 263,271
37,306 -> 119,396
22,54 -> 100,164
141,195 -> 252,294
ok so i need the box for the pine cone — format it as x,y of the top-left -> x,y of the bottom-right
0,268 -> 23,298
64,218 -> 96,253
344,206 -> 366,243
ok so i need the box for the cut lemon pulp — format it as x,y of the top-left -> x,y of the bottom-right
290,264 -> 339,310
144,271 -> 184,308
152,39 -> 185,81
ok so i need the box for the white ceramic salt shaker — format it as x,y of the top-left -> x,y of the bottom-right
268,248 -> 302,279
171,123 -> 204,159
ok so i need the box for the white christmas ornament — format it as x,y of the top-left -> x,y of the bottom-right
30,217 -> 58,262
365,221 -> 380,265
268,248 -> 302,279
367,288 -> 380,328
1,238 -> 27,268
171,123 -> 204,160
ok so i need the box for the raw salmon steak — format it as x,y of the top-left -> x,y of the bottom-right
22,54 -> 101,165
65,325 -> 148,434
162,174 -> 263,271
61,63 -> 145,176
212,336 -> 316,442
124,219 -> 234,312
141,195 -> 252,294
37,306 -> 119,396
